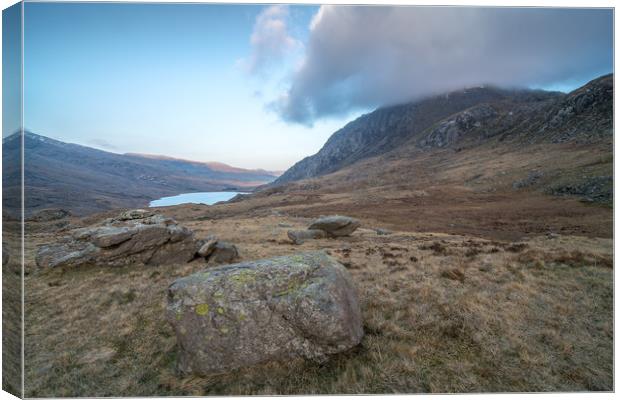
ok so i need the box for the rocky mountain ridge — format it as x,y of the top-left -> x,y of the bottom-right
274,74 -> 612,185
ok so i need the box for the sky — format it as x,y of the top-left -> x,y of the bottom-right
13,3 -> 614,170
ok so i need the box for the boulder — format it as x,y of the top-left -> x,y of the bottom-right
197,235 -> 218,258
287,229 -> 326,245
375,228 -> 392,236
35,212 -> 200,268
209,241 -> 239,264
308,215 -> 361,237
166,251 -> 363,375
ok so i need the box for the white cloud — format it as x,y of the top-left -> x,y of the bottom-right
243,5 -> 300,76
274,6 -> 613,125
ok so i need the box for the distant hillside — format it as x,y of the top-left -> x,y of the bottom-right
274,74 -> 612,186
124,153 -> 282,177
2,132 -> 279,215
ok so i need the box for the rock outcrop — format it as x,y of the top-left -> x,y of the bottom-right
166,251 -> 363,375
35,211 -> 201,268
418,104 -> 497,148
308,215 -> 361,237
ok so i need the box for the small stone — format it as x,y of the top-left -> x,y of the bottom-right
117,209 -> 153,221
287,229 -> 326,245
209,241 -> 239,264
197,235 -> 218,258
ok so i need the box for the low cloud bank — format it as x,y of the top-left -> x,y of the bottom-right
272,6 -> 612,126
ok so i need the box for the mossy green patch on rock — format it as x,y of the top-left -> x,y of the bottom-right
275,278 -> 312,297
195,303 -> 210,316
229,269 -> 257,286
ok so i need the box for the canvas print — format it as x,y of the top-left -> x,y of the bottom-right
1,1 -> 614,397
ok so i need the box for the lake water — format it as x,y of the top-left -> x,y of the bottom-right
149,191 -> 246,207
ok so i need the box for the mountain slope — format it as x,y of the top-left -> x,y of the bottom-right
2,132 -> 278,215
274,75 -> 611,185
242,74 -> 612,240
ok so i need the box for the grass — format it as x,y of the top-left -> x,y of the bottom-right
22,214 -> 613,396
2,225 -> 23,397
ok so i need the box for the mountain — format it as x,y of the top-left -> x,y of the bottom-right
2,132 -> 279,215
123,153 -> 282,177
274,74 -> 612,186
240,74 -> 612,240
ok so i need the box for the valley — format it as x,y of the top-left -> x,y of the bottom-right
6,73 -> 614,396
14,200 -> 612,395
2,132 -> 279,216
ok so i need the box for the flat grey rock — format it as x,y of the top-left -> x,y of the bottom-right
308,215 -> 361,237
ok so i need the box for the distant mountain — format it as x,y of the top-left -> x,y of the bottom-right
274,74 -> 612,186
124,153 -> 282,177
2,132 -> 279,215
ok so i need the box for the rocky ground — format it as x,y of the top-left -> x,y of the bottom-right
16,195 -> 613,396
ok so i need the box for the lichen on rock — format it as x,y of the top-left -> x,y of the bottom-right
166,251 -> 364,375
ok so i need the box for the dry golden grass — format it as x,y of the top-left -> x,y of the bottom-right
2,223 -> 23,397
22,212 -> 613,396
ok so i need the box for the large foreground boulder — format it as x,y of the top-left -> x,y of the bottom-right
166,251 -> 364,375
308,215 -> 361,237
35,212 -> 201,268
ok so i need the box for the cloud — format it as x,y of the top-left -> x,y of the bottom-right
243,5 -> 300,76
274,6 -> 613,125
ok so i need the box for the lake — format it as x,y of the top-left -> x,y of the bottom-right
149,191 -> 246,207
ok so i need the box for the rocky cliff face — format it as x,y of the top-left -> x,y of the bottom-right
274,74 -> 612,185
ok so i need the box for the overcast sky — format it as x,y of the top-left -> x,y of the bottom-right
17,4 -> 613,170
